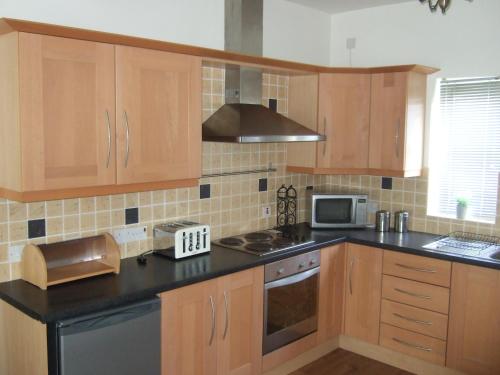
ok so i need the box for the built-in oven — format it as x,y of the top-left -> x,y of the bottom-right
263,250 -> 320,354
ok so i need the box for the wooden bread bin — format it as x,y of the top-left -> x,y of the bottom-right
21,233 -> 120,290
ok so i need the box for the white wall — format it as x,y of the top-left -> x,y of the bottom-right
264,0 -> 331,65
330,0 -> 500,78
0,0 -> 225,49
0,0 -> 331,65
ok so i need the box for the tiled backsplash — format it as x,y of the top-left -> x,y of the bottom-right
0,67 -> 326,282
327,175 -> 500,236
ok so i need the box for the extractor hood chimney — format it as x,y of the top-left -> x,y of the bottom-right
202,0 -> 326,143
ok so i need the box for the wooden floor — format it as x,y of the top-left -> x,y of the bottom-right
290,349 -> 414,375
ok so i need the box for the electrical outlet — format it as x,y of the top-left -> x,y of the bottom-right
8,245 -> 23,263
262,206 -> 271,218
113,226 -> 147,244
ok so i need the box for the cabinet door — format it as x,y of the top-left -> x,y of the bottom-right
116,46 -> 201,184
368,72 -> 407,173
344,244 -> 383,344
317,73 -> 371,170
161,279 -> 218,375
317,244 -> 346,344
447,263 -> 500,375
217,267 -> 264,375
19,33 -> 116,190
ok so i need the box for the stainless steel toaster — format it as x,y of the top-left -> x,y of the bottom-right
153,221 -> 210,259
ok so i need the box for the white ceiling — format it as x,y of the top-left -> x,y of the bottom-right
286,0 -> 414,14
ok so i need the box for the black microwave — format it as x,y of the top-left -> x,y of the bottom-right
306,192 -> 368,228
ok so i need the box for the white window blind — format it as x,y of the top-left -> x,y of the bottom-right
429,76 -> 500,223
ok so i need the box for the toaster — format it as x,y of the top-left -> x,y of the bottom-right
153,221 -> 210,259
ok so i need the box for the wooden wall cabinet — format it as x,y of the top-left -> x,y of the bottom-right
161,267 -> 263,375
343,244 -> 383,344
0,32 -> 201,202
317,244 -> 346,344
287,67 -> 435,177
368,71 -> 427,177
316,73 -> 371,172
116,46 -> 201,185
447,263 -> 500,375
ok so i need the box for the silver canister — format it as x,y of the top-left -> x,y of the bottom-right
394,211 -> 409,233
375,210 -> 391,232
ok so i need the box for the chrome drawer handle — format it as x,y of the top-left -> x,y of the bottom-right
209,295 -> 215,346
393,337 -> 432,352
223,291 -> 229,340
322,117 -> 327,156
394,288 -> 432,300
393,312 -> 432,326
349,259 -> 354,295
394,119 -> 400,158
395,263 -> 437,273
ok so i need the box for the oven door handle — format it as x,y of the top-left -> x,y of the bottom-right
265,266 -> 319,290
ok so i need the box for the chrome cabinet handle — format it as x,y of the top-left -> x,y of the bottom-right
394,288 -> 431,300
209,295 -> 215,346
105,110 -> 111,168
123,111 -> 130,168
393,312 -> 432,326
392,337 -> 432,352
223,291 -> 229,340
322,117 -> 327,156
395,263 -> 437,274
394,119 -> 400,158
349,258 -> 354,295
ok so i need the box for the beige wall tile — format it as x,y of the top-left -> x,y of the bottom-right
9,202 -> 27,221
47,200 -> 63,217
0,223 -> 7,243
47,217 -> 63,236
80,197 -> 96,213
0,204 -> 6,223
64,215 -> 79,234
28,202 -> 45,219
0,263 -> 10,282
9,222 -> 27,242
64,199 -> 79,215
0,244 -> 7,262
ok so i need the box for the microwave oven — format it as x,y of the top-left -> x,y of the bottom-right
306,192 -> 368,228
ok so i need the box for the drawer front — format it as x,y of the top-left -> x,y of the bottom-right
382,275 -> 450,314
380,323 -> 446,366
383,251 -> 451,287
380,299 -> 448,340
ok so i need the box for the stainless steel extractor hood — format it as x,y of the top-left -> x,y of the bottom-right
202,0 -> 325,143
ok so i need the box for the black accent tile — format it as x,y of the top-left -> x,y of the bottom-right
268,98 -> 277,112
28,219 -> 46,239
258,178 -> 268,192
200,184 -> 211,199
381,177 -> 393,190
306,185 -> 314,190
125,207 -> 139,225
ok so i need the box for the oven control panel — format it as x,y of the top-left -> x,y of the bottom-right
264,250 -> 320,283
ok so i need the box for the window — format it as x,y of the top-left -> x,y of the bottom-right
428,76 -> 500,223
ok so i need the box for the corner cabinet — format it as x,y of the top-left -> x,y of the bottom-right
161,267 -> 264,375
286,66 -> 437,177
343,244 -> 383,344
368,71 -> 427,177
447,263 -> 500,375
0,32 -> 201,202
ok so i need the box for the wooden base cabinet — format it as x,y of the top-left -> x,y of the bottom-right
317,244 -> 346,344
344,244 -> 383,344
161,267 -> 264,375
447,263 -> 500,375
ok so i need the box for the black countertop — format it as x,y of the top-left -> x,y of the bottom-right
1,224 -> 499,323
